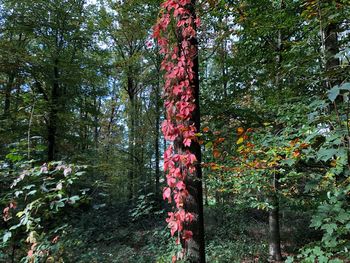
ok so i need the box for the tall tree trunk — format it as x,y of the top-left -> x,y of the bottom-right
48,61 -> 60,161
222,16 -> 228,98
179,1 -> 206,261
136,96 -> 143,195
268,2 -> 284,260
318,1 -> 340,91
268,173 -> 282,261
127,74 -> 135,202
94,97 -> 101,149
3,73 -> 15,118
325,23 -> 340,88
269,194 -> 282,261
154,75 -> 161,201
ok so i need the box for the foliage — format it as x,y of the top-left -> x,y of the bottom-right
153,0 -> 202,254
1,161 -> 87,262
0,0 -> 350,261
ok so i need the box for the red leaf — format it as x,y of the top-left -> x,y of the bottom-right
162,120 -> 178,141
167,219 -> 178,236
167,175 -> 176,188
163,187 -> 172,203
176,181 -> 186,191
183,138 -> 191,147
195,18 -> 201,27
52,235 -> 60,244
182,230 -> 193,240
185,212 -> 195,222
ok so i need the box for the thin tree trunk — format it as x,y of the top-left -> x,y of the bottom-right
268,2 -> 284,259
269,171 -> 282,261
325,23 -> 340,88
83,109 -> 88,150
94,97 -> 101,149
318,1 -> 340,90
155,75 -> 161,201
222,16 -> 228,98
3,73 -> 15,118
127,74 -> 135,202
48,61 -> 60,161
204,173 -> 208,206
11,243 -> 15,263
269,192 -> 282,261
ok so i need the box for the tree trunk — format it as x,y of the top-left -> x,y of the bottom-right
3,73 -> 15,118
222,16 -> 228,98
325,23 -> 340,88
127,74 -> 135,202
94,97 -> 101,149
155,75 -> 161,201
318,0 -> 340,91
269,193 -> 282,261
179,1 -> 206,261
268,2 -> 284,259
47,61 -> 60,161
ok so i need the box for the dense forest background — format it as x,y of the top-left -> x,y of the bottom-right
0,0 -> 349,262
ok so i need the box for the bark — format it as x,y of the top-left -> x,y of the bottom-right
269,196 -> 282,261
268,164 -> 282,261
325,22 -> 340,88
222,16 -> 228,98
94,97 -> 101,149
268,2 -> 284,259
107,95 -> 117,137
203,174 -> 208,206
182,48 -> 206,263
47,61 -> 60,161
127,73 -> 135,202
154,77 -> 161,201
318,1 -> 340,90
11,243 -> 15,263
178,1 -> 206,261
83,107 -> 88,150
268,181 -> 282,262
3,73 -> 15,118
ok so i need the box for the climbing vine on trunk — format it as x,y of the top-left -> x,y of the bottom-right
153,0 -> 203,260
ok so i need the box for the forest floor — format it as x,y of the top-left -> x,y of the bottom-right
60,204 -> 317,263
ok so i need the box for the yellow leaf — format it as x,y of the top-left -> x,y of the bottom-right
331,160 -> 337,167
237,145 -> 244,152
237,137 -> 244,145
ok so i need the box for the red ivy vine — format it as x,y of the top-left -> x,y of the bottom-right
153,0 -> 200,249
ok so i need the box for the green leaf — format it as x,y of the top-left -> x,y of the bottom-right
335,211 -> 350,223
311,216 -> 323,229
68,196 -> 80,204
329,259 -> 345,263
205,141 -> 213,149
318,255 -> 329,263
22,184 -> 35,190
327,86 -> 340,102
281,158 -> 295,167
27,190 -> 37,196
317,148 -> 337,162
339,82 -> 350,91
2,231 -> 12,243
15,190 -> 23,197
320,223 -> 337,235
